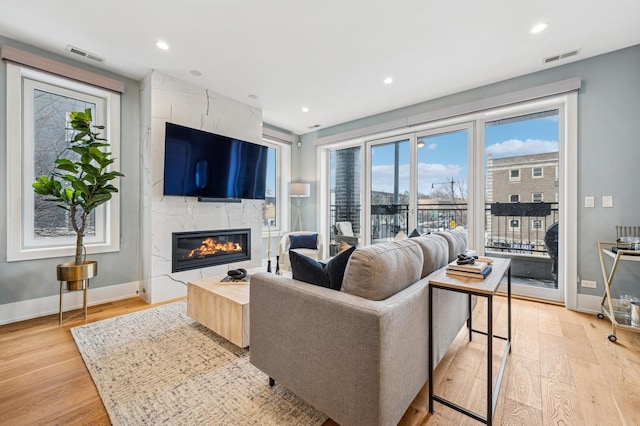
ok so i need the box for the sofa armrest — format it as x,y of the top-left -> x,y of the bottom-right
249,272 -> 430,426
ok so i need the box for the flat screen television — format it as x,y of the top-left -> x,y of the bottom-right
163,122 -> 268,201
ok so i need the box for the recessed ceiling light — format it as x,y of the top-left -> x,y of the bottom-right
156,40 -> 170,50
383,77 -> 393,85
530,22 -> 548,34
301,107 -> 309,113
190,69 -> 202,77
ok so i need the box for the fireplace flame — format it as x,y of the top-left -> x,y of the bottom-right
188,237 -> 243,258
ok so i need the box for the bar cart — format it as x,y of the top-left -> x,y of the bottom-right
596,241 -> 640,342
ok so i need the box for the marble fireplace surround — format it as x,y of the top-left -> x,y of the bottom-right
140,71 -> 263,304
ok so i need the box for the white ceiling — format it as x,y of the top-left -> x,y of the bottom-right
2,1 -> 639,135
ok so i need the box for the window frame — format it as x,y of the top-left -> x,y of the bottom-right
509,169 -> 521,182
6,63 -> 121,261
509,194 -> 520,203
532,166 -> 543,178
532,192 -> 543,202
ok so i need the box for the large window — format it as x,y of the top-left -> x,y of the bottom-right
319,90 -> 577,306
6,64 -> 121,261
261,138 -> 290,234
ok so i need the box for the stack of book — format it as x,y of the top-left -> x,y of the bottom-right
446,257 -> 493,279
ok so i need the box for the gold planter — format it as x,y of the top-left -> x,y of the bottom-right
57,261 -> 98,291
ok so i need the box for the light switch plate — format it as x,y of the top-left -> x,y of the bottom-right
585,196 -> 594,208
602,195 -> 613,208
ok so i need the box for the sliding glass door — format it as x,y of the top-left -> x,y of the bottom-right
364,126 -> 470,244
483,109 -> 563,301
366,136 -> 410,243
321,93 -> 576,305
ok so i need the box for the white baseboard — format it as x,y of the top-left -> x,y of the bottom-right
0,281 -> 142,325
575,293 -> 602,314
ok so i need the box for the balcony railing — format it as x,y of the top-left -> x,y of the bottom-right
329,202 -> 559,256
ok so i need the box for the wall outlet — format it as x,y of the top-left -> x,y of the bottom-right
584,196 -> 595,208
581,279 -> 597,289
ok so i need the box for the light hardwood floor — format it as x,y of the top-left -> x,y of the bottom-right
1,296 -> 639,425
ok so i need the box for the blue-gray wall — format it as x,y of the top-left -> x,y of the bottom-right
0,36 -> 141,304
295,44 -> 640,297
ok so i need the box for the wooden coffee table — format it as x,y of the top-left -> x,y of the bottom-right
187,278 -> 250,348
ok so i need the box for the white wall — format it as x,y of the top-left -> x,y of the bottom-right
139,71 -> 264,303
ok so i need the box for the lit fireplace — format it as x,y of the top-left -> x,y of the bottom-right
172,229 -> 251,272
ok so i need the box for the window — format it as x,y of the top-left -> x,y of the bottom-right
260,138 -> 290,235
330,146 -> 362,241
262,145 -> 277,228
532,193 -> 543,202
510,219 -> 520,228
532,219 -> 542,229
509,169 -> 521,182
510,194 -> 520,203
6,63 -> 121,261
532,167 -> 543,178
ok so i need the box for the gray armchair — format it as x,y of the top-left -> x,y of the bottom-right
335,221 -> 359,246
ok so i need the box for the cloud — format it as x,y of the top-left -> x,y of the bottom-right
486,138 -> 558,158
370,162 -> 464,194
427,143 -> 437,150
370,164 -> 410,193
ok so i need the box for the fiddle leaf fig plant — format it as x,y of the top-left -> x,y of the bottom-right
32,108 -> 124,265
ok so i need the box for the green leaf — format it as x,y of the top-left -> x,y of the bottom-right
81,163 -> 99,176
56,162 -> 78,173
63,187 -> 75,201
72,180 -> 90,195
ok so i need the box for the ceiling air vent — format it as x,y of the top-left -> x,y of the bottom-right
308,124 -> 322,129
543,48 -> 581,64
66,45 -> 105,63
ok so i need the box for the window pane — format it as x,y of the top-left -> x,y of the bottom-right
33,89 -> 96,239
416,129 -> 468,233
370,140 -> 409,242
485,109 -> 560,290
263,146 -> 277,228
330,146 -> 361,242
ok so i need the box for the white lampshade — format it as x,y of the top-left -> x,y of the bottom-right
289,182 -> 310,197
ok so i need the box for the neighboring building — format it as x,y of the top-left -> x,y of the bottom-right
486,152 -> 559,252
333,147 -> 361,234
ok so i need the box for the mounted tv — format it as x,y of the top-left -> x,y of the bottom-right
163,122 -> 268,201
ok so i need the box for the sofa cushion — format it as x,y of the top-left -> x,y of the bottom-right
341,239 -> 423,301
411,234 -> 450,278
325,245 -> 356,290
289,245 -> 356,290
289,233 -> 318,249
435,228 -> 468,262
289,250 -> 330,287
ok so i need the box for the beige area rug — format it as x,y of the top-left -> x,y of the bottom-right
71,301 -> 327,425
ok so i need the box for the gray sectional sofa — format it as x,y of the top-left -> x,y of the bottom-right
250,229 -> 469,426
